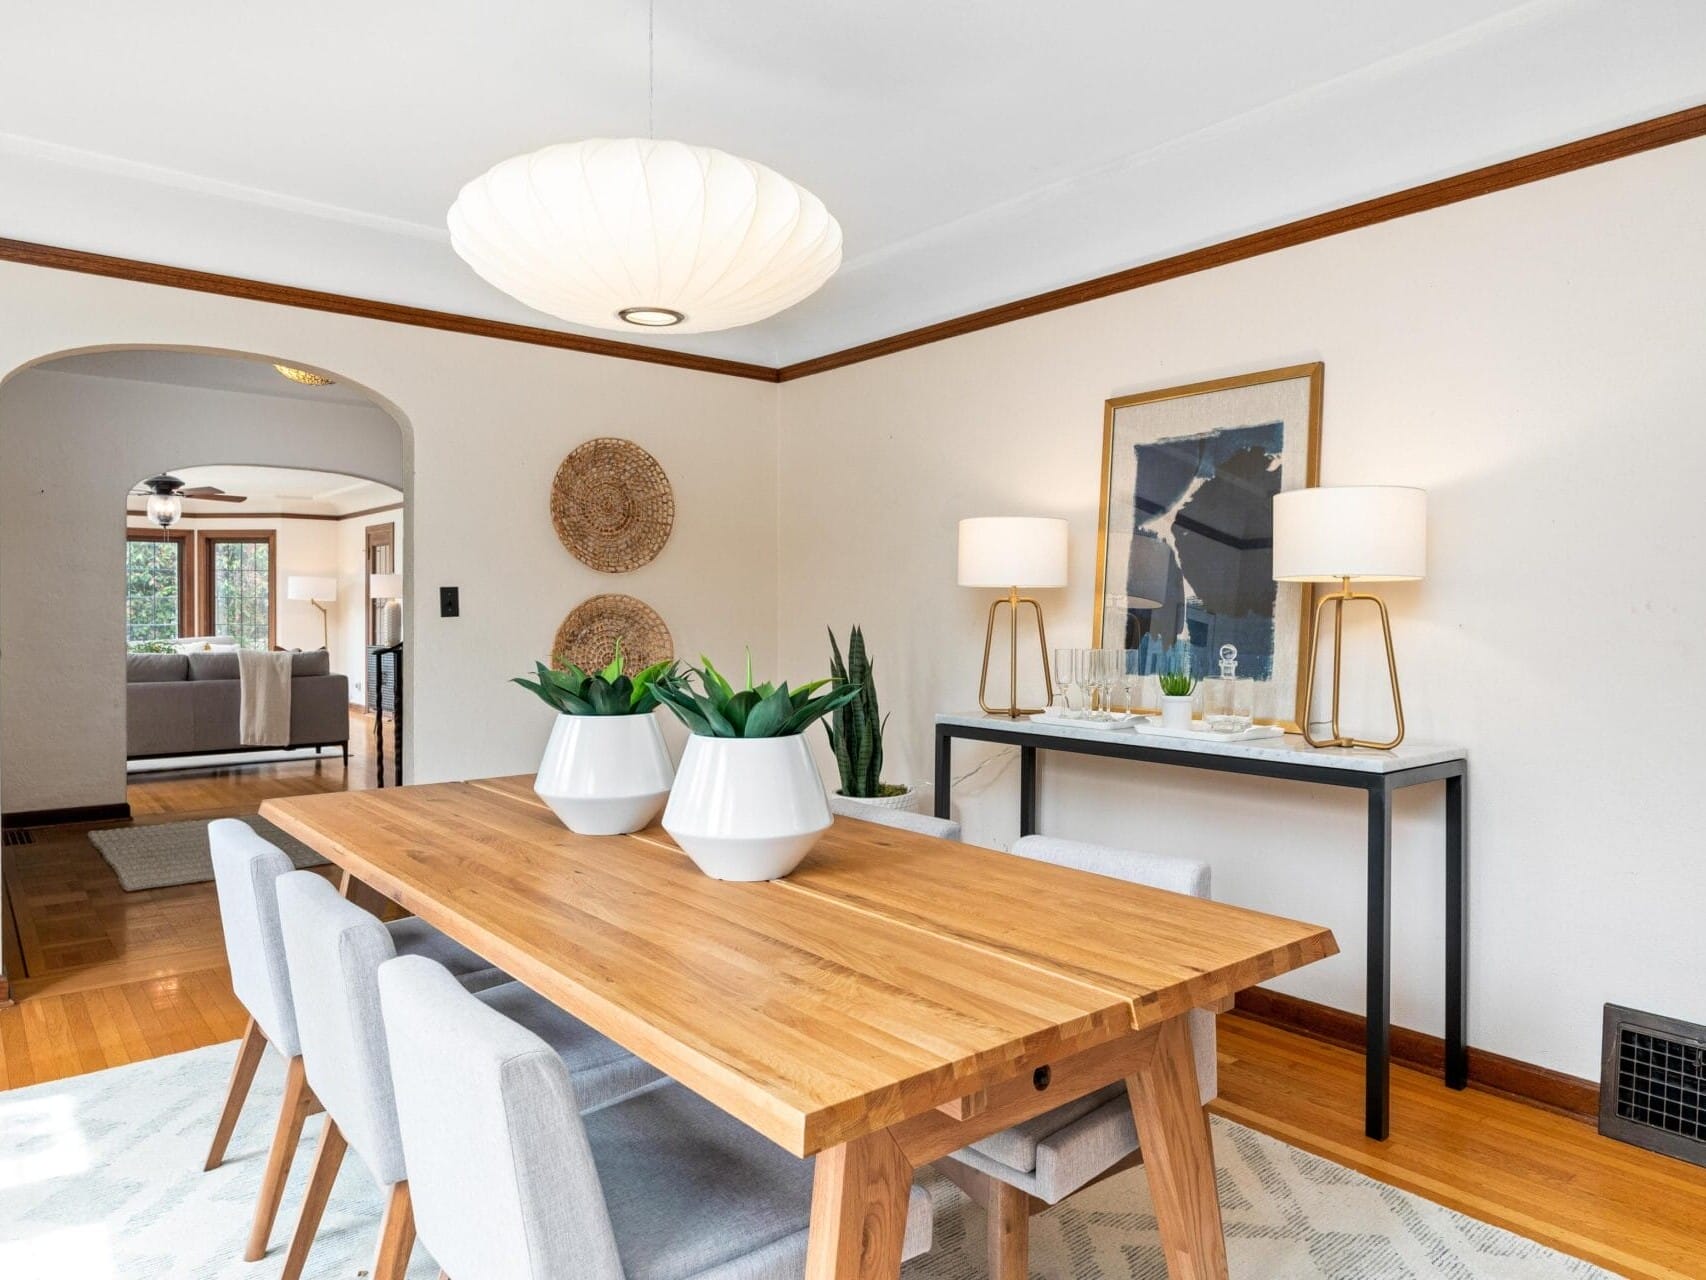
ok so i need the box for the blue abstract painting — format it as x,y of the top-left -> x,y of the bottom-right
1097,367 -> 1320,726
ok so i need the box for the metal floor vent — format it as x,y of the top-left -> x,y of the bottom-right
1,827 -> 32,847
1600,1003 -> 1706,1166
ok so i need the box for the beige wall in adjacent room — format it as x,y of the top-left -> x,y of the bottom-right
774,135 -> 1706,1081
335,508 -> 406,703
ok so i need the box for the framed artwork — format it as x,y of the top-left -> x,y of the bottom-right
1092,363 -> 1322,730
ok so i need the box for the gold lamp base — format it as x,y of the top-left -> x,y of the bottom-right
1301,577 -> 1406,749
978,587 -> 1054,718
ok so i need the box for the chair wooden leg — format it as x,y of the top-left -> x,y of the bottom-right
204,1018 -> 267,1171
278,1116 -> 348,1280
988,1179 -> 1031,1280
1125,1014 -> 1228,1280
244,1053 -> 316,1262
371,1180 -> 416,1280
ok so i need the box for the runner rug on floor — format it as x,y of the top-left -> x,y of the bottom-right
87,815 -> 327,892
0,1043 -> 1609,1279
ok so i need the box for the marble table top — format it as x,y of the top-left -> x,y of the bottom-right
935,712 -> 1466,774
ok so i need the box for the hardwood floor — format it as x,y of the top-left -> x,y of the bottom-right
0,711 -> 375,1083
3,734 -> 1704,1278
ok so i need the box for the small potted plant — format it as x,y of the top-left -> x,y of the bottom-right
825,625 -> 918,813
655,654 -> 863,881
1157,670 -> 1196,730
513,644 -> 678,835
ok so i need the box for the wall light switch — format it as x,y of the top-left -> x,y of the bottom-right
439,586 -> 460,618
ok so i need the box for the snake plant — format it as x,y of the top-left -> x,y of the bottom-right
654,652 -> 864,738
825,625 -> 904,798
512,642 -> 677,715
1157,670 -> 1196,698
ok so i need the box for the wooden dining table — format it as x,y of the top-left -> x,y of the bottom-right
261,775 -> 1336,1280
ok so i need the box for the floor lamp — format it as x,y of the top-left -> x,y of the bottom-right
958,517 -> 1068,718
1273,486 -> 1426,749
286,575 -> 338,650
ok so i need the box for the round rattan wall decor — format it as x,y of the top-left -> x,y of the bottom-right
552,594 -> 673,671
550,437 -> 674,573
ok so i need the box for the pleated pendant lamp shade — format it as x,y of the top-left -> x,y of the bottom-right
448,138 -> 843,335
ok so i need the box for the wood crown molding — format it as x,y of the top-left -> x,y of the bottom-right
1234,987 -> 1599,1121
125,501 -> 402,524
4,103 -> 1703,385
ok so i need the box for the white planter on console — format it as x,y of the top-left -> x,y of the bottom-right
662,735 -> 831,881
534,713 -> 675,835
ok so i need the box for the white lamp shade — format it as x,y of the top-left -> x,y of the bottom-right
368,572 -> 404,600
145,492 -> 182,528
449,138 -> 843,335
1272,487 -> 1427,582
957,518 -> 1069,589
287,575 -> 338,602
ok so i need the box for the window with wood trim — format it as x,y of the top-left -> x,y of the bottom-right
125,530 -> 191,648
201,532 -> 277,650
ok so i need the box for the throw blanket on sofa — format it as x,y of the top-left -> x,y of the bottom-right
237,649 -> 294,746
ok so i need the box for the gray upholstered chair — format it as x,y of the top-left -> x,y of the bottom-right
937,834 -> 1218,1280
379,954 -> 936,1280
827,795 -> 962,842
203,818 -> 505,1264
274,870 -> 661,1280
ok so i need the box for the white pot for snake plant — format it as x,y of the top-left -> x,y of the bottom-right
1159,694 -> 1195,731
534,713 -> 675,835
833,783 -> 921,814
662,735 -> 831,881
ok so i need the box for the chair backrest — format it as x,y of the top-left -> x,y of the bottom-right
208,819 -> 301,1056
378,955 -> 623,1280
1009,834 -> 1217,1102
275,871 -> 407,1185
827,797 -> 962,842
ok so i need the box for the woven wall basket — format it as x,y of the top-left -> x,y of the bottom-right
550,437 -> 674,573
553,595 -> 673,671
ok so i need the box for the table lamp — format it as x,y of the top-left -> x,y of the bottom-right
958,517 -> 1068,717
286,575 -> 338,650
1273,486 -> 1426,749
369,571 -> 404,645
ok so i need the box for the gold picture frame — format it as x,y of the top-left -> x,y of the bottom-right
1092,362 -> 1323,732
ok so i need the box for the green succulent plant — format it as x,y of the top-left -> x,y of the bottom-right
654,652 -> 864,739
1158,670 -> 1196,697
825,625 -> 904,799
512,642 -> 677,715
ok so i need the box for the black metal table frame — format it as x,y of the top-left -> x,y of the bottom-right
933,720 -> 1467,1140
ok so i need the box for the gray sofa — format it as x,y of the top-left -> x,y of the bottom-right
126,650 -> 350,761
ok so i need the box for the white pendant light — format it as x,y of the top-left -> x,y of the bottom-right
448,4 -> 841,336
449,138 -> 842,335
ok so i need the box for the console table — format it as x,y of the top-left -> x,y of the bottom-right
933,712 -> 1469,1140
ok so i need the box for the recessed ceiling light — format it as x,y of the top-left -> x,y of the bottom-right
274,364 -> 334,386
617,307 -> 687,328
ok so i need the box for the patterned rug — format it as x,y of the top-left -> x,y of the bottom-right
88,816 -> 327,892
0,1044 -> 1610,1279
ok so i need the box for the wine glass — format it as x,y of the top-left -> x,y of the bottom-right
1051,647 -> 1078,715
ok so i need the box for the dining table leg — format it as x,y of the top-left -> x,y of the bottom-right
804,1129 -> 915,1279
1125,1013 -> 1230,1280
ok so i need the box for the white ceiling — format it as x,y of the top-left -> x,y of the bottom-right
49,350 -> 375,405
130,464 -> 401,517
4,2 -> 1703,367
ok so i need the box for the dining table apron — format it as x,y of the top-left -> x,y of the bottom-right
262,774 -> 1337,1280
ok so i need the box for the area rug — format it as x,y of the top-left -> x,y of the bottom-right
0,1044 -> 1610,1279
87,816 -> 327,892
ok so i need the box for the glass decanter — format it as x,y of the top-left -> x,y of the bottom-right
1203,644 -> 1254,733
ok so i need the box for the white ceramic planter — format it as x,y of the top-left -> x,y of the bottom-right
534,713 -> 675,835
662,735 -> 831,881
834,783 -> 921,814
1160,695 -> 1195,731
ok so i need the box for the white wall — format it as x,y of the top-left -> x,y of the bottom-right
774,136 -> 1706,1082
0,301 -> 777,818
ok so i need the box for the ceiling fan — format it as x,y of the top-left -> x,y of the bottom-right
133,473 -> 249,529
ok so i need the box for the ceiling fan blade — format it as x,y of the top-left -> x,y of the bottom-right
179,487 -> 248,502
